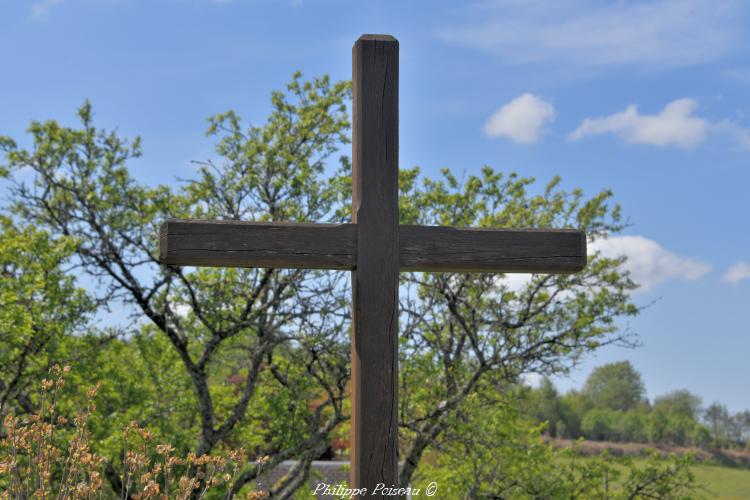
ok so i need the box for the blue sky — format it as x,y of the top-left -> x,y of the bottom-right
1,0 -> 748,410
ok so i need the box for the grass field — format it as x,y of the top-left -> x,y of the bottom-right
614,462 -> 750,498
690,464 -> 750,499
554,439 -> 750,498
570,457 -> 750,499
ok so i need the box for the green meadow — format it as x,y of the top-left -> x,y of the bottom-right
690,464 -> 750,499
570,456 -> 750,499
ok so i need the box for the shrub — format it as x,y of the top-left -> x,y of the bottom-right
0,366 -> 253,499
582,409 -> 617,441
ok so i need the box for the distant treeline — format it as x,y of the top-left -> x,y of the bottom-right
519,361 -> 750,450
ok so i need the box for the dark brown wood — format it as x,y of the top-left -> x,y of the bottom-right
159,219 -> 356,269
161,220 -> 585,274
400,225 -> 586,273
157,34 -> 589,496
350,34 -> 400,496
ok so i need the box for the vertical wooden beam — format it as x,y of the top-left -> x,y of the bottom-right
350,34 -> 399,496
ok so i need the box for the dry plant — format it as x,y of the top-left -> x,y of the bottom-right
0,366 -> 265,499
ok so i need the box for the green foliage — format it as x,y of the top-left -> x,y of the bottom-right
417,394 -> 559,498
582,408 -> 618,441
526,377 -> 565,437
583,360 -> 646,412
0,217 -> 96,415
619,452 -> 702,499
417,393 -> 703,499
0,366 -> 248,497
655,390 -> 703,421
523,362 -> 743,452
194,72 -> 350,222
79,329 -> 198,458
617,409 -> 649,443
0,72 -> 660,496
1,75 -> 354,495
389,161 -> 640,485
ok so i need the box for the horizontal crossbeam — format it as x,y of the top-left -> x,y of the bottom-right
159,220 -> 357,270
160,219 -> 586,273
400,225 -> 586,273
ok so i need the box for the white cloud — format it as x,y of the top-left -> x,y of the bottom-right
439,0 -> 742,68
30,0 -> 63,20
722,261 -> 750,285
495,236 -> 712,296
591,236 -> 711,293
713,121 -> 750,150
569,99 -> 708,149
484,93 -> 555,144
569,99 -> 750,150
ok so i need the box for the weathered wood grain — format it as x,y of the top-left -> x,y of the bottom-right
160,220 -> 586,274
400,225 -> 586,273
159,219 -> 356,269
350,34 -> 400,497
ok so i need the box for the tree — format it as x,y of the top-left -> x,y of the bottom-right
583,361 -> 645,412
419,391 -> 701,499
2,75 -> 352,495
558,389 -> 592,438
526,377 -> 564,437
2,73 -> 640,496
0,216 -> 99,416
616,410 -> 648,443
582,408 -> 617,441
731,410 -> 750,446
391,162 -> 639,486
417,392 -> 564,499
654,390 -> 702,421
704,402 -> 731,447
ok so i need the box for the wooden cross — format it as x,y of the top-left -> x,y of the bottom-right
159,34 -> 586,497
